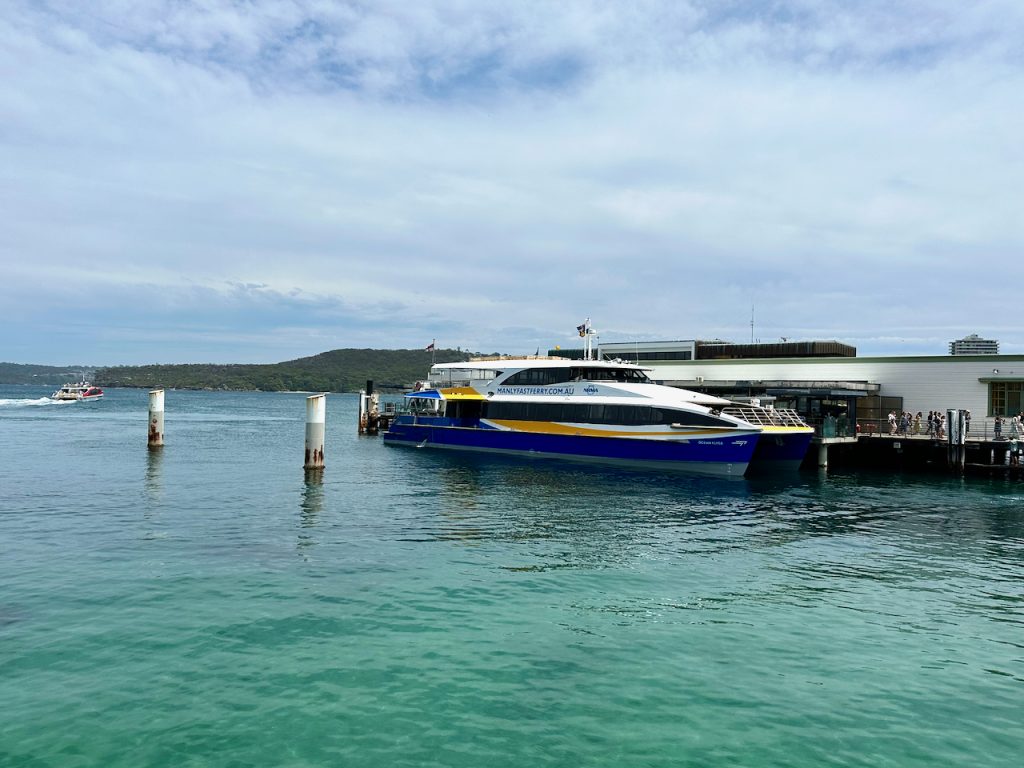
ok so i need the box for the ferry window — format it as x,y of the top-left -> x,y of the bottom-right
567,367 -> 650,383
484,401 -> 728,426
503,368 -> 572,386
486,402 -> 528,420
570,367 -> 603,381
542,403 -> 564,421
409,398 -> 442,415
448,400 -> 483,419
653,408 -> 730,427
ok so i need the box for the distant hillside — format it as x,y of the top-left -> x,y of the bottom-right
94,348 -> 476,392
0,363 -> 95,385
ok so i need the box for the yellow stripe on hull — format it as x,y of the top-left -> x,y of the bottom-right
484,419 -> 747,439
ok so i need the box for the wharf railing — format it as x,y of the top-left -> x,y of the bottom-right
844,416 -> 1023,441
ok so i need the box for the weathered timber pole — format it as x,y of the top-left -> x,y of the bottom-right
148,389 -> 165,449
304,394 -> 326,471
359,380 -> 379,435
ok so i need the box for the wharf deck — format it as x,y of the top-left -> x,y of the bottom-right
811,433 -> 1024,476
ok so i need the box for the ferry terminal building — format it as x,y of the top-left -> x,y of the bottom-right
551,339 -> 1024,435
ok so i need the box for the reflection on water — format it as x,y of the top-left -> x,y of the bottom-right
403,452 -> 780,574
298,473 -> 324,554
393,451 -> 1024,585
300,474 -> 324,524
144,448 -> 163,503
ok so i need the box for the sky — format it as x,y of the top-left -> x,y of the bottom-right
2,1 -> 1023,365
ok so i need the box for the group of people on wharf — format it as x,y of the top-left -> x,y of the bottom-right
883,409 -> 1024,445
992,413 -> 1024,443
995,414 -> 1024,465
887,410 -> 966,439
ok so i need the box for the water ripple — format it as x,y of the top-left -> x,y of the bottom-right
2,388 -> 1024,766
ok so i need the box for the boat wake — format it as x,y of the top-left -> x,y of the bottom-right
0,397 -> 72,408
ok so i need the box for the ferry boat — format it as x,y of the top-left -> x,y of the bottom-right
384,357 -> 764,477
51,381 -> 104,401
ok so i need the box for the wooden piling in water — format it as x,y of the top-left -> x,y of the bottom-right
947,408 -> 967,474
359,380 -> 381,435
148,389 -> 164,449
304,394 -> 326,471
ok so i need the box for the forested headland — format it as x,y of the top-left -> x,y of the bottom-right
0,363 -> 96,385
92,348 -> 476,392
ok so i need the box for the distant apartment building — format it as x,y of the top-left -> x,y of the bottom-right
949,334 -> 998,355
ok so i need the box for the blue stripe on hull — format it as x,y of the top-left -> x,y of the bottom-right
383,420 -> 757,477
748,432 -> 814,472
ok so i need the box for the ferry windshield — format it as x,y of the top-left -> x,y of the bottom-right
408,397 -> 443,415
429,368 -> 502,387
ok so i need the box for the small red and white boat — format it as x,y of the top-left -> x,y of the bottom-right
51,381 -> 104,401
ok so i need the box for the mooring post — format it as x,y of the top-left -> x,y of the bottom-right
947,408 -> 966,474
304,394 -> 326,471
148,389 -> 164,449
359,380 -> 379,435
817,441 -> 828,468
957,409 -> 967,473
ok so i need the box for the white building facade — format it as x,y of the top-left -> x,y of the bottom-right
636,354 -> 1024,422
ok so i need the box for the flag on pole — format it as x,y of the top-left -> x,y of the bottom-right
577,322 -> 587,337
425,341 -> 435,351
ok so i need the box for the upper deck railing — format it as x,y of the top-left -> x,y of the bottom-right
721,406 -> 808,428
468,355 -> 567,362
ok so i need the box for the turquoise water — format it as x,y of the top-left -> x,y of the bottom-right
1,386 -> 1022,767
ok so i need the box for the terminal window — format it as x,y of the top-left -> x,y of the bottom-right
989,382 -> 1022,416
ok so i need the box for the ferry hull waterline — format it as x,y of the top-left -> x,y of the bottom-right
383,338 -> 766,477
384,420 -> 759,477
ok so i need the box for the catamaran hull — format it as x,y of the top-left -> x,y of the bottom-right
747,430 -> 814,472
383,421 -> 758,477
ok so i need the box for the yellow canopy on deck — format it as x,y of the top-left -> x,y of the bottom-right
439,387 -> 485,400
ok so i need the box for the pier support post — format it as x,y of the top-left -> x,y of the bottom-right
304,394 -> 326,472
148,389 -> 164,449
359,380 -> 381,435
947,409 -> 966,474
817,442 -> 828,468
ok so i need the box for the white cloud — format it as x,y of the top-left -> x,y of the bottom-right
1,1 -> 1022,363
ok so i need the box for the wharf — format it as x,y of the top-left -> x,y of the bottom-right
811,433 -> 1024,476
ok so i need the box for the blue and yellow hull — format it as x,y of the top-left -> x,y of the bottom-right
383,416 -> 759,477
